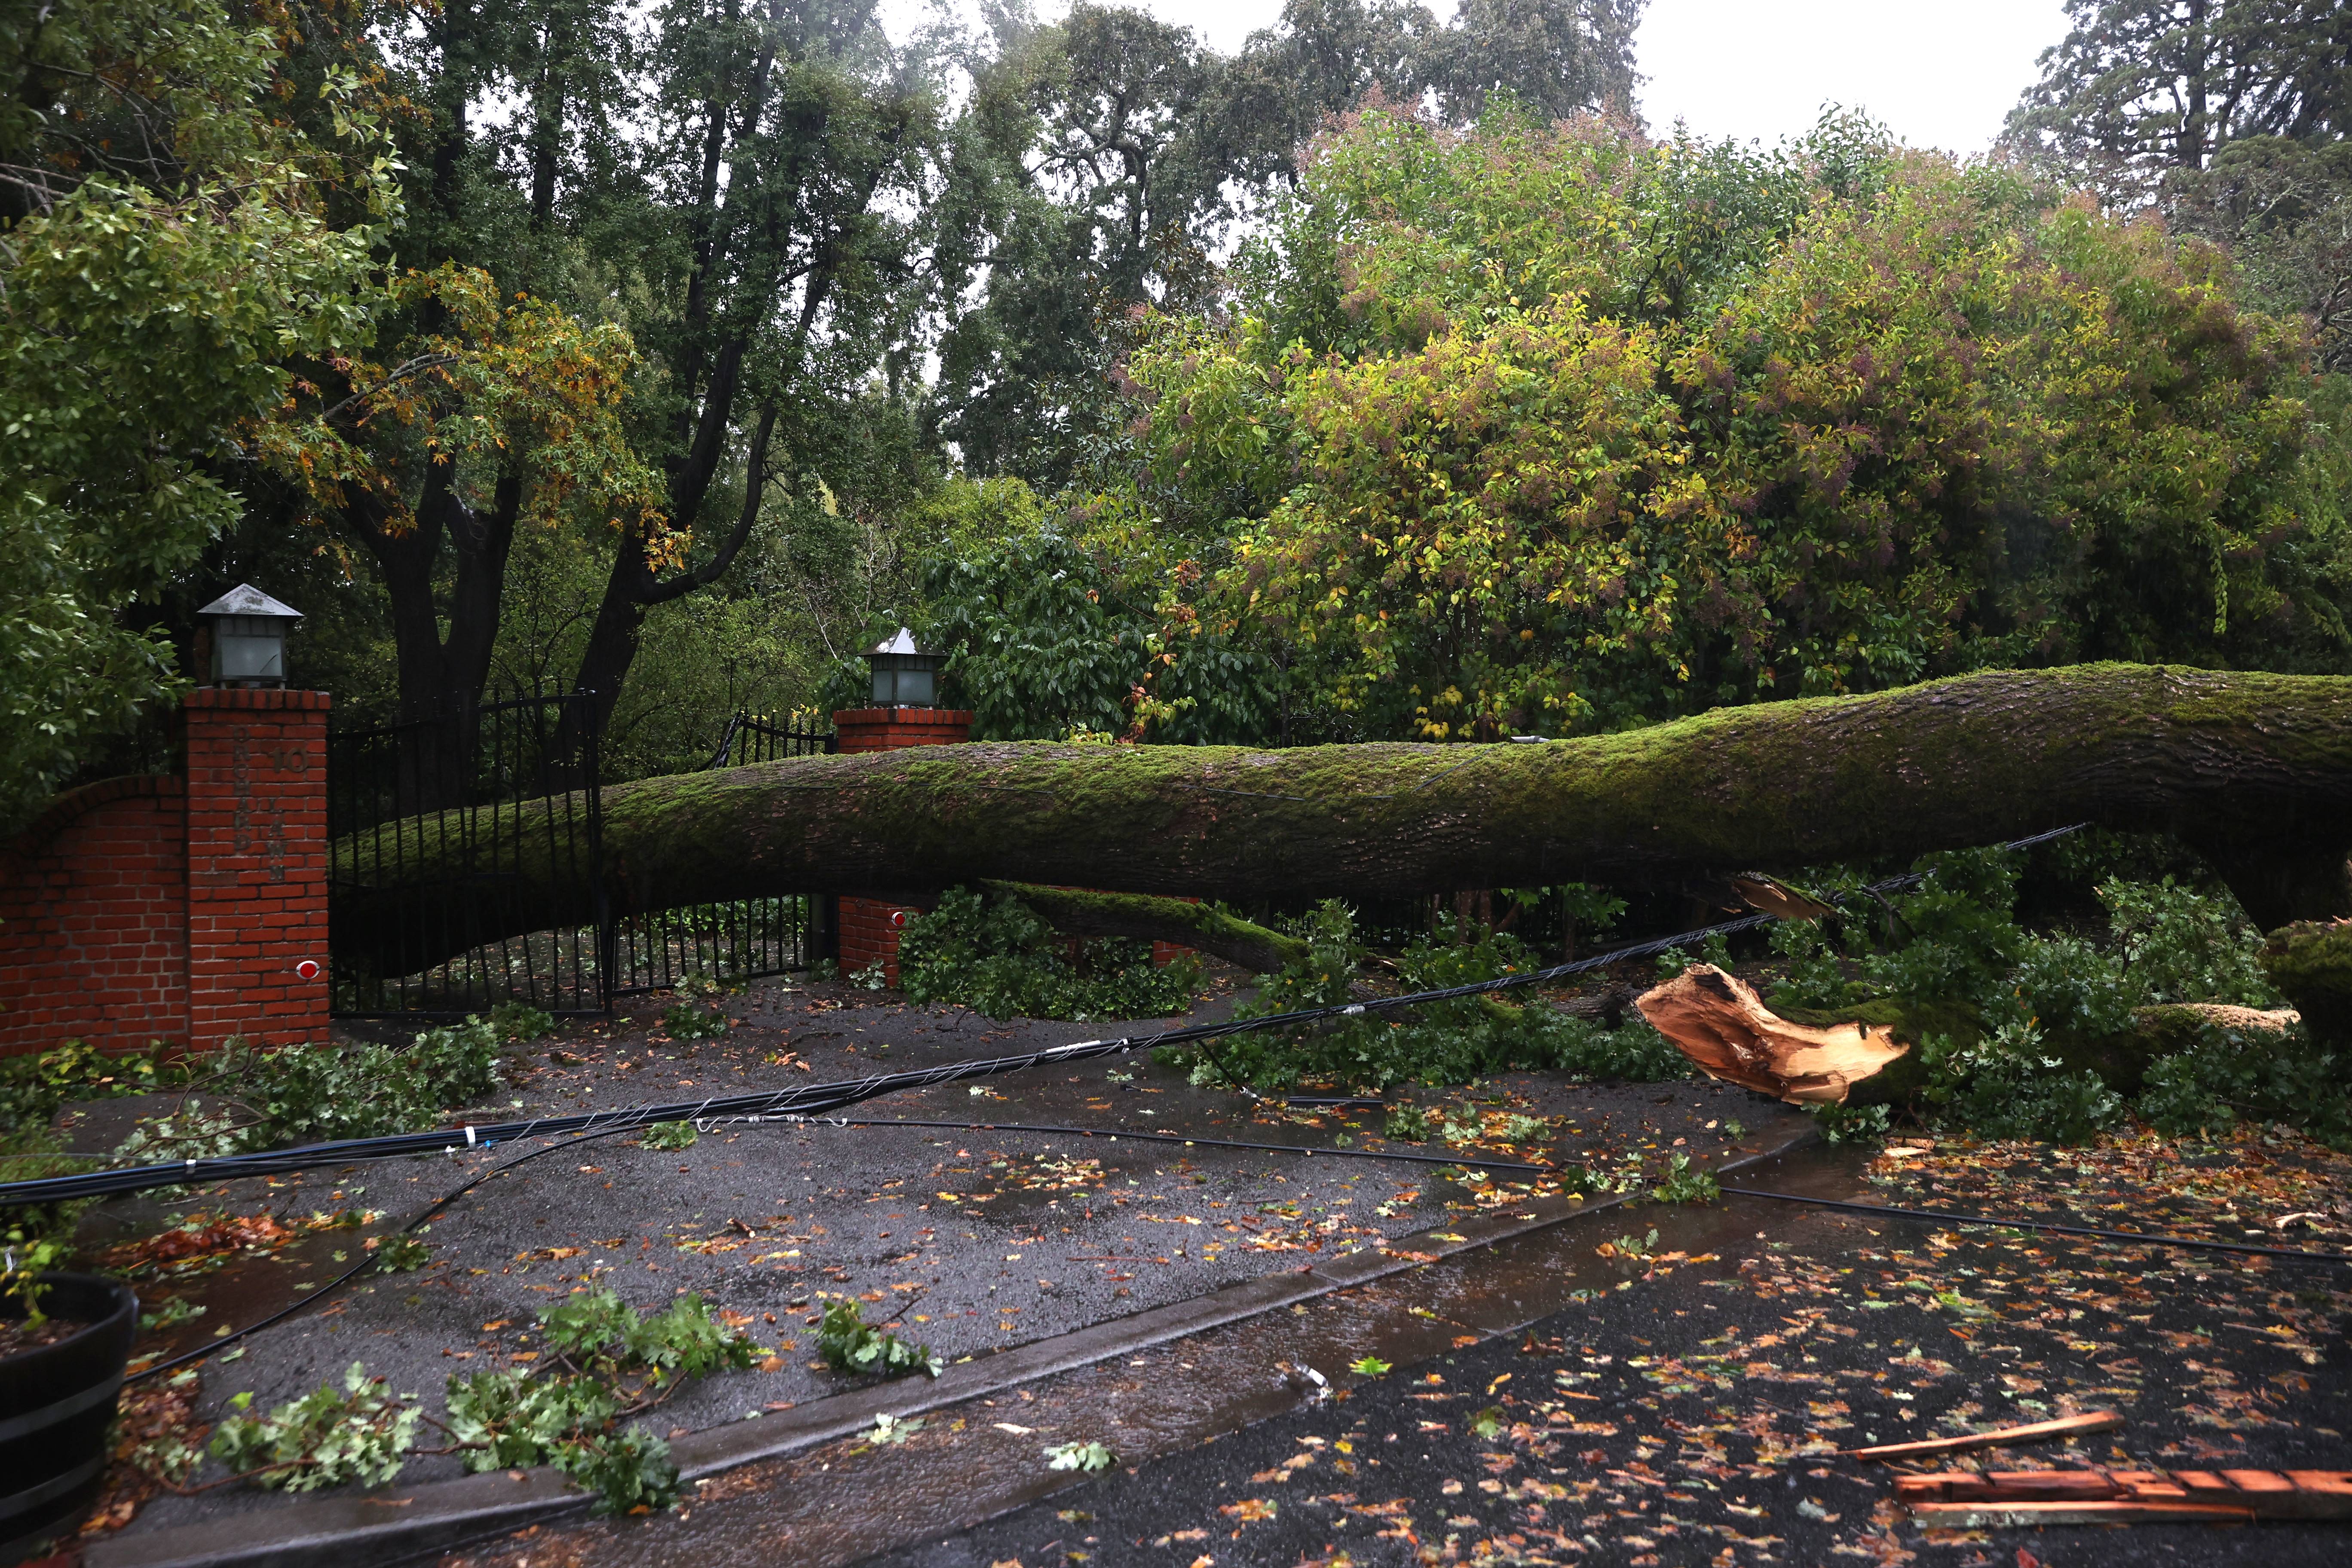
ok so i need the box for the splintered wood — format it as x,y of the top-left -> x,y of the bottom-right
1899,1467 -> 2352,1527
1849,1411 -> 2122,1460
1634,964 -> 1907,1105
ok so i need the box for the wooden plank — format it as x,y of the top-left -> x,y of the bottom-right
2220,1470 -> 2295,1493
2110,1470 -> 2189,1499
2246,1473 -> 2352,1521
1848,1411 -> 2125,1461
1910,1499 -> 2254,1528
1981,1471 -> 2122,1498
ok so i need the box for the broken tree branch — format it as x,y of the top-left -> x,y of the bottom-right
1848,1410 -> 2124,1461
1634,965 -> 1911,1105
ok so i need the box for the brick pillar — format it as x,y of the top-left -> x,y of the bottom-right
183,689 -> 331,1050
832,706 -> 972,985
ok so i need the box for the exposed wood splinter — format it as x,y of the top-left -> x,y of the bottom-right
1635,965 -> 1907,1104
1848,1411 -> 2123,1460
1897,1466 -> 2352,1526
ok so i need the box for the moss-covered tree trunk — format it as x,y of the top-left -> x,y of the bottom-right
333,664 -> 2352,974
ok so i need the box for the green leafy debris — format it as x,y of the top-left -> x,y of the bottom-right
815,1299 -> 943,1380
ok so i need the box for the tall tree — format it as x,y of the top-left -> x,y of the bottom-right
0,0 -> 386,826
1424,0 -> 1644,126
286,0 -> 981,740
2006,0 -> 2351,196
934,3 -> 1237,486
564,0 -> 952,737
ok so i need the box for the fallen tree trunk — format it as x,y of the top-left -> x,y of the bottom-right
332,664 -> 2352,975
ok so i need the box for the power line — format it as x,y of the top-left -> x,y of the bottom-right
0,825 -> 2086,1211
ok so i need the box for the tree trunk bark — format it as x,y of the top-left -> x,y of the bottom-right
331,665 -> 2352,974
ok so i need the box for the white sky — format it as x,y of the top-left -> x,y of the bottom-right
1117,0 -> 2076,156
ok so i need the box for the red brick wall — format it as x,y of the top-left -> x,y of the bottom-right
0,777 -> 190,1057
0,690 -> 332,1060
832,707 -> 972,983
833,707 -> 975,753
183,689 -> 331,1051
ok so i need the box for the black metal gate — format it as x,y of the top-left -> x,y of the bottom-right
606,717 -> 837,997
327,691 -> 609,1018
328,702 -> 832,1020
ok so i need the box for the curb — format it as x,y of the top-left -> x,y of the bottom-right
86,1130 -> 1816,1568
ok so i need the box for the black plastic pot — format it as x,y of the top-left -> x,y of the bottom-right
0,1273 -> 137,1555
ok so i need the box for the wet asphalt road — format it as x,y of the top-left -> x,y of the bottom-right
78,973 -> 1802,1544
440,1139 -> 2352,1568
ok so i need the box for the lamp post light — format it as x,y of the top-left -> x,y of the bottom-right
864,627 -> 946,709
195,584 -> 303,689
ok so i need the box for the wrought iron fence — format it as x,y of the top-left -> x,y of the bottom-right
327,691 -> 607,1018
606,716 -> 837,996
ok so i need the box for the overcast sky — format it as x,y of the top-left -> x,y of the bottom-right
1117,0 -> 2076,155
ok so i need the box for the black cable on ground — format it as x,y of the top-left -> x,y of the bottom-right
1721,1185 -> 2352,1266
120,1114 -> 1549,1386
124,1122 -> 644,1384
0,824 -> 2089,1211
795,1116 -> 1551,1173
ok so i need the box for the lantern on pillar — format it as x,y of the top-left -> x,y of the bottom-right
196,584 -> 303,688
864,628 -> 946,708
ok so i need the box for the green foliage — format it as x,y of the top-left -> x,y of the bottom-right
1130,109 -> 2352,744
0,1039 -> 163,1136
490,1004 -> 556,1044
897,886 -> 1200,1022
1181,901 -> 1687,1090
1858,851 -> 2030,1015
370,1234 -> 432,1274
910,530 -> 1279,746
639,1121 -> 698,1152
1919,1023 -> 2126,1145
2136,1017 -> 2352,1145
815,1299 -> 943,1381
117,1020 -> 502,1163
1382,1105 -> 1430,1142
0,0 -> 389,827
1651,1153 -> 1721,1205
549,1423 -> 681,1516
1762,846 -> 2324,1143
444,1287 -> 753,1515
2006,0 -> 2347,209
1808,1102 -> 1893,1146
1,1228 -> 67,1324
1609,1228 -> 1659,1259
210,1363 -> 420,1492
660,1001 -> 731,1041
2098,876 -> 2281,1008
1655,933 -> 1736,981
141,1295 -> 205,1331
1044,1439 -> 1116,1473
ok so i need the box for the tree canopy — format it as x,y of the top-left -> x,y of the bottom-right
1119,108 -> 2352,741
0,0 -> 386,826
13,0 -> 2352,833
